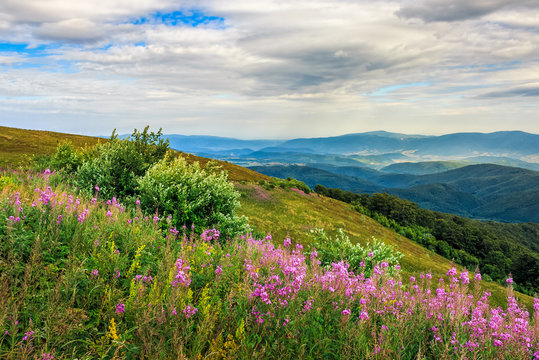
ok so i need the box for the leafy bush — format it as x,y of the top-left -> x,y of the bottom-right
310,228 -> 402,276
262,177 -> 311,193
138,154 -> 248,236
75,127 -> 169,199
49,141 -> 82,173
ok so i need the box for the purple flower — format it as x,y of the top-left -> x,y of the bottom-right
215,266 -> 223,276
94,185 -> 100,192
91,269 -> 99,277
135,199 -> 140,205
116,303 -> 125,314
183,305 -> 198,319
283,238 -> 291,247
22,330 -> 34,341
506,277 -> 513,285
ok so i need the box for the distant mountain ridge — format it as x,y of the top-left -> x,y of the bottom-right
162,130 -> 539,169
276,131 -> 539,157
160,130 -> 538,155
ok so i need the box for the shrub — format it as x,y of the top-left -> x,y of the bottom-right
310,228 -> 402,276
137,154 -> 248,236
75,127 -> 169,199
49,141 -> 82,173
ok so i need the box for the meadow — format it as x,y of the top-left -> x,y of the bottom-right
0,167 -> 538,359
0,127 -> 537,359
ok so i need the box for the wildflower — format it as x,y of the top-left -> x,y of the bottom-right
183,305 -> 198,319
310,249 -> 318,260
342,309 -> 351,316
359,310 -> 369,320
135,198 -> 140,205
22,330 -> 34,341
506,277 -> 514,285
95,185 -> 100,192
91,269 -> 99,277
283,237 -> 291,247
116,303 -> 125,314
153,215 -> 159,223
475,272 -> 482,281
460,270 -> 470,284
447,267 -> 457,277
44,168 -> 51,174
410,276 -> 416,283
42,353 -> 54,360
368,251 -> 374,258
106,210 -> 112,217
215,266 -> 223,276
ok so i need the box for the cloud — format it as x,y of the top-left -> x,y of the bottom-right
0,0 -> 538,137
35,19 -> 106,43
480,86 -> 539,98
396,0 -> 539,22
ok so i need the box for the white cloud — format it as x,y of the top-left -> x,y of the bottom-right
0,0 -> 538,137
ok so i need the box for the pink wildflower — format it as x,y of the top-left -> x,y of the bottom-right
116,303 -> 125,314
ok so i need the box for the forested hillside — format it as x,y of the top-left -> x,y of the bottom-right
315,185 -> 539,295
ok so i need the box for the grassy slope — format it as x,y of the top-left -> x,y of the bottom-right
235,183 -> 532,308
0,126 -> 531,308
0,126 -> 268,183
0,126 -> 104,166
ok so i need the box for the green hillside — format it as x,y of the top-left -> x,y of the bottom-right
1,126 -> 537,358
0,126 -> 103,167
0,126 -> 533,308
382,161 -> 465,175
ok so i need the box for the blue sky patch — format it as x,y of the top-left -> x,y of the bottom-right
132,9 -> 225,28
0,43 -> 62,57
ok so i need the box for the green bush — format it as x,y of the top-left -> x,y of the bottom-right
49,141 -> 82,173
310,228 -> 402,276
137,154 -> 248,236
75,127 -> 169,199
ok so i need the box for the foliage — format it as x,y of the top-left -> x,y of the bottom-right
75,126 -> 169,199
258,176 -> 311,194
48,141 -> 83,173
0,169 -> 537,359
138,154 -> 248,236
315,185 -> 539,295
310,228 -> 402,276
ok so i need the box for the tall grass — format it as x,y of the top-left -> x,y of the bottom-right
1,168 -> 538,359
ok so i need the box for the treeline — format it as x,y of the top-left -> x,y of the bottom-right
315,185 -> 539,295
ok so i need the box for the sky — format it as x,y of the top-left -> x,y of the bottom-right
0,0 -> 538,139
